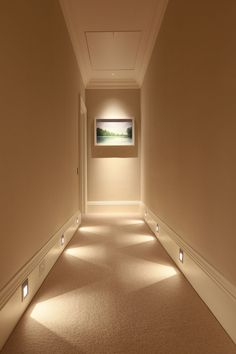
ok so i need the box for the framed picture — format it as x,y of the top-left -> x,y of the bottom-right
94,118 -> 134,146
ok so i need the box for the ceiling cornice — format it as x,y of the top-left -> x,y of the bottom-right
137,0 -> 169,85
59,0 -> 89,87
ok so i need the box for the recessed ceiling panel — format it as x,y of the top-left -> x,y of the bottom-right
86,31 -> 141,71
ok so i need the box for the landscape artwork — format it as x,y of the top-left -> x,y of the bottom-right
95,118 -> 134,146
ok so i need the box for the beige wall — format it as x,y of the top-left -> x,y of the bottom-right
0,0 -> 83,290
141,0 -> 236,286
86,89 -> 140,202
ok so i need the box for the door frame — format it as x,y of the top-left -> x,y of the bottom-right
79,96 -> 87,214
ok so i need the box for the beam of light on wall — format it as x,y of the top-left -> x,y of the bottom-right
99,98 -> 128,118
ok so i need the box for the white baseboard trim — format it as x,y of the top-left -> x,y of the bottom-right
142,203 -> 236,344
87,200 -> 142,214
0,211 -> 81,350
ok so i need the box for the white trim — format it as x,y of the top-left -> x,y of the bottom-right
80,95 -> 87,114
59,0 -> 88,86
137,0 -> 169,85
87,200 -> 141,206
87,200 -> 141,214
142,203 -> 236,344
87,85 -> 140,90
80,96 -> 87,214
0,211 -> 81,350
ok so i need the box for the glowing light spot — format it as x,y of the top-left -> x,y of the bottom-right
115,233 -> 156,246
116,260 -> 178,293
66,246 -> 110,269
30,289 -> 114,341
115,219 -> 145,226
79,225 -> 109,234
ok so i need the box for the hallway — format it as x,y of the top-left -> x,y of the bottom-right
1,0 -> 236,351
2,215 -> 236,354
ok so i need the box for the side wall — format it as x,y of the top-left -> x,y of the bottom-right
86,89 -> 141,210
141,0 -> 236,286
0,0 -> 83,290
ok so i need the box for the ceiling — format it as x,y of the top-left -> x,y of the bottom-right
59,0 -> 168,89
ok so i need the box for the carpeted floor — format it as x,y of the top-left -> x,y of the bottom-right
2,215 -> 236,354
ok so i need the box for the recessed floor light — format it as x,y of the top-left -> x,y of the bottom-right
22,279 -> 29,301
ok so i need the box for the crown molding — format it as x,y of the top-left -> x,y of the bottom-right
59,0 -> 89,86
137,0 -> 169,85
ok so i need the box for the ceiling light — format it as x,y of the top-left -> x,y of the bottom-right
22,279 -> 29,301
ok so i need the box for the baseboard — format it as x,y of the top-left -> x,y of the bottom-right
87,200 -> 142,214
142,203 -> 236,344
0,211 -> 81,350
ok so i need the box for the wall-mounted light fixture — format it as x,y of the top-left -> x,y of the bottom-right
61,234 -> 65,246
156,224 -> 160,233
22,279 -> 29,301
179,249 -> 184,263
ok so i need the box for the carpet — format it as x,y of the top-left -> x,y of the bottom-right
2,215 -> 236,354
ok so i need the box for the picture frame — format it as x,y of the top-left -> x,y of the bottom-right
94,118 -> 135,146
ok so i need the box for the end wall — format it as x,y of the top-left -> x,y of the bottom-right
86,89 -> 141,211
